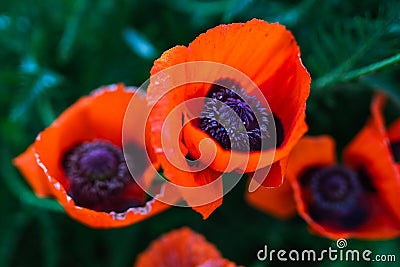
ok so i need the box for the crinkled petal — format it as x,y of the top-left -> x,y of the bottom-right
134,227 -> 222,267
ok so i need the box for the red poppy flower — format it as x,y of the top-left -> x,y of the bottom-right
246,94 -> 400,239
250,135 -> 400,239
344,93 -> 400,228
147,19 -> 310,218
13,84 -> 171,228
295,134 -> 400,239
134,227 -> 240,267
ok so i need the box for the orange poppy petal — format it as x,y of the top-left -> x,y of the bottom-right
343,93 -> 400,228
158,151 -> 223,219
273,110 -> 308,163
150,45 -> 188,76
187,19 -> 301,88
286,135 -> 337,181
88,84 -> 149,148
32,99 -> 91,190
149,50 -> 225,218
148,46 -> 189,185
12,145 -> 52,197
61,184 -> 171,228
189,168 -> 223,220
134,227 -> 223,267
263,157 -> 287,187
245,177 -> 296,219
258,52 -> 310,150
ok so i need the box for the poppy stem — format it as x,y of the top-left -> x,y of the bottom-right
313,52 -> 400,89
342,53 -> 400,83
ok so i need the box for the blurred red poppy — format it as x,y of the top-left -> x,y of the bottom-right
13,84 -> 170,228
344,93 -> 400,229
247,102 -> 400,240
248,131 -> 400,239
147,18 -> 310,218
134,227 -> 240,267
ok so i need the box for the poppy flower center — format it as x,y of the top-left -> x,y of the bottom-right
391,141 -> 400,162
310,165 -> 360,212
79,146 -> 119,180
305,165 -> 369,230
198,78 -> 282,151
62,140 -> 144,212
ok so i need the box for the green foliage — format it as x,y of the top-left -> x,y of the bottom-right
1,0 -> 400,267
309,5 -> 400,88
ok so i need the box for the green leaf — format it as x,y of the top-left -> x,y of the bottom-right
308,4 -> 400,88
314,52 -> 400,89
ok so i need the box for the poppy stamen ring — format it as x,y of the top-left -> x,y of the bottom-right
199,78 -> 271,152
62,140 -> 136,212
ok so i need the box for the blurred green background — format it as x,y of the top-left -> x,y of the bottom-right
1,0 -> 400,266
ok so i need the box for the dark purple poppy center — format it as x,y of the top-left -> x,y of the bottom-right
198,78 -> 283,151
78,146 -> 119,180
62,140 -> 143,212
310,165 -> 360,213
391,141 -> 400,162
303,165 -> 369,230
